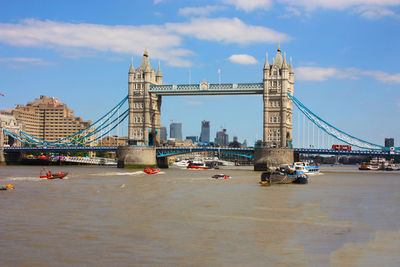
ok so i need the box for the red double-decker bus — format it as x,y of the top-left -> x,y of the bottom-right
332,144 -> 352,151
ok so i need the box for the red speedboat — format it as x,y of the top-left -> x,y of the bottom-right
40,169 -> 68,179
144,167 -> 160,174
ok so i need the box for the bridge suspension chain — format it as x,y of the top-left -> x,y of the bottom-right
2,95 -> 129,147
288,93 -> 386,151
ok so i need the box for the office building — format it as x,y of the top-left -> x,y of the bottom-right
214,128 -> 229,146
12,95 -> 95,144
160,126 -> 167,141
170,122 -> 182,140
385,138 -> 394,147
200,120 -> 210,143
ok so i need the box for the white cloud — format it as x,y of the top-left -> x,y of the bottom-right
280,0 -> 400,18
179,5 -> 225,16
0,57 -> 53,66
0,19 -> 190,67
166,17 -> 290,45
0,18 -> 291,67
295,67 -> 345,81
222,0 -> 273,12
295,66 -> 400,84
154,0 -> 164,4
228,54 -> 258,65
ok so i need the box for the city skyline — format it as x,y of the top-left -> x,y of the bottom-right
0,1 -> 399,146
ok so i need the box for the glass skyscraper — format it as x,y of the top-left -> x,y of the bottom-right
170,123 -> 182,140
200,120 -> 210,143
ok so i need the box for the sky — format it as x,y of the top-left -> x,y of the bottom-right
0,0 -> 399,147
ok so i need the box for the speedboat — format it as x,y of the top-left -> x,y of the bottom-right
187,161 -> 210,170
292,161 -> 320,175
212,174 -> 231,179
144,167 -> 161,174
39,170 -> 68,179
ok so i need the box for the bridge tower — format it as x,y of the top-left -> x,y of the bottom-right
118,50 -> 163,168
263,44 -> 294,148
128,50 -> 162,146
255,45 -> 294,170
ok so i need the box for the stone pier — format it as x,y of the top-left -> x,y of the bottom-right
0,147 -> 5,166
117,146 -> 157,168
254,147 -> 294,171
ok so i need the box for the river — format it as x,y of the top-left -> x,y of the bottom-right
1,165 -> 399,266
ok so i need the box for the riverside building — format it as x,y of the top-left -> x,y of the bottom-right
12,95 -> 95,144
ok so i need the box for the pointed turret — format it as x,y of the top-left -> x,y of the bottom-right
129,57 -> 135,73
137,49 -> 152,72
289,57 -> 294,73
263,53 -> 269,69
273,43 -> 283,68
282,52 -> 288,69
156,61 -> 162,77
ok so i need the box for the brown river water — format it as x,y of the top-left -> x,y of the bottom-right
1,165 -> 399,266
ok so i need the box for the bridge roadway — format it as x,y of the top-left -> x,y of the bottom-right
3,146 -> 399,157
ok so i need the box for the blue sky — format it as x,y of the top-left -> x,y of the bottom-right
0,0 -> 399,147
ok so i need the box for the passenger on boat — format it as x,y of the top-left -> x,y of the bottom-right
47,171 -> 52,177
0,184 -> 15,190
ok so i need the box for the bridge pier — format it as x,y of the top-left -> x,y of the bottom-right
254,147 -> 294,171
117,145 -> 157,168
0,147 -> 5,166
156,157 -> 169,168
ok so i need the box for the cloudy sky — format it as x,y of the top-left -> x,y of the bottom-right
0,0 -> 399,146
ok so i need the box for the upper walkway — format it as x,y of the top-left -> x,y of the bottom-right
149,83 -> 264,96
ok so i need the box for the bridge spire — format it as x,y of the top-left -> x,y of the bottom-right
129,57 -> 135,73
264,52 -> 269,69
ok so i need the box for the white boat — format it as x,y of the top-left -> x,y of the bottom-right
173,159 -> 190,167
292,162 -> 320,175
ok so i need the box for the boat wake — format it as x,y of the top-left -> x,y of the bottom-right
96,171 -> 144,176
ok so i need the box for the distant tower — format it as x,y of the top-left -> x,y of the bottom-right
262,44 -> 294,148
128,50 -> 162,146
200,120 -> 210,143
170,123 -> 182,140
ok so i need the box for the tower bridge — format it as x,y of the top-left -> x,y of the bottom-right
119,45 -> 294,169
2,45 -> 399,169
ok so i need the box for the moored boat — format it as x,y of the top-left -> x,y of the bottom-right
187,161 -> 210,170
144,167 -> 161,174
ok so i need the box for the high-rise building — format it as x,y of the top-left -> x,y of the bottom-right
160,126 -> 167,141
170,123 -> 182,140
200,120 -> 210,143
12,95 -> 95,144
385,138 -> 394,147
214,128 -> 229,146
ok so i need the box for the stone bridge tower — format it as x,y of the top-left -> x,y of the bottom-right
255,45 -> 294,170
128,50 -> 162,146
263,44 -> 294,148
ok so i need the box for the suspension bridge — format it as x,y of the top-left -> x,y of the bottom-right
1,47 -> 398,169
2,93 -> 398,158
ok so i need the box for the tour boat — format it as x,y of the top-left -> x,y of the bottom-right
39,169 -> 68,179
292,161 -> 320,175
359,157 -> 395,171
212,174 -> 231,179
144,167 -> 161,174
187,161 -> 210,170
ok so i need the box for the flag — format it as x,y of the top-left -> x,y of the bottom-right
217,69 -> 221,73
0,93 -> 5,96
